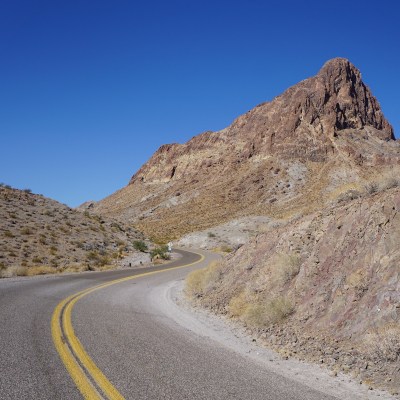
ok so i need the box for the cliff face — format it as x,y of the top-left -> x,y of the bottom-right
94,58 -> 399,240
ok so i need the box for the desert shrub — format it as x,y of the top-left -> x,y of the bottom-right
86,251 -> 99,261
4,230 -> 14,238
27,266 -> 56,276
381,177 -> 400,190
337,189 -> 362,203
207,232 -> 216,238
276,253 -> 301,284
364,324 -> 400,362
97,255 -> 111,266
228,291 -> 249,317
39,235 -> 47,245
111,222 -> 124,232
150,245 -> 170,260
133,240 -> 148,252
23,188 -> 32,193
21,227 -> 32,235
86,251 -> 110,267
365,182 -> 379,194
220,245 -> 233,253
2,266 -> 28,277
185,269 -> 206,297
185,261 -> 223,297
243,296 -> 294,327
32,256 -> 42,264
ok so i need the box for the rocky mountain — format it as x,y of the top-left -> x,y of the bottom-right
186,184 -> 400,395
0,186 -> 148,277
92,58 -> 400,241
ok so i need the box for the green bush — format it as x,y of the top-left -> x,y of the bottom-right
150,245 -> 170,260
133,240 -> 148,252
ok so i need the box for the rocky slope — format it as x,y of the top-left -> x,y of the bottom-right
0,186 -> 149,277
186,185 -> 400,395
91,58 -> 400,241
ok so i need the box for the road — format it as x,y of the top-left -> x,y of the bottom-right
0,248 -> 341,399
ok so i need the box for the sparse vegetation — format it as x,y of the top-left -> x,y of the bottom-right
21,227 -> 32,235
364,324 -> 400,363
336,189 -> 362,203
185,261 -> 223,297
381,176 -> 400,190
86,251 -> 111,267
228,291 -> 294,327
207,232 -> 216,238
276,253 -> 301,284
133,240 -> 148,252
365,182 -> 379,194
245,296 -> 294,326
150,245 -> 170,260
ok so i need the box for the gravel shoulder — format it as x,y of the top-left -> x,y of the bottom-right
149,277 -> 396,400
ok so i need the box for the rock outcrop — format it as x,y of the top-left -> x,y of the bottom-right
93,58 -> 400,240
190,186 -> 400,395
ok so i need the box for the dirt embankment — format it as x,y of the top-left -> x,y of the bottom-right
186,187 -> 400,396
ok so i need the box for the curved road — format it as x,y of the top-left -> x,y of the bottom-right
0,249 -> 339,399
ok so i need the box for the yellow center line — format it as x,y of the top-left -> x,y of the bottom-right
51,252 -> 205,400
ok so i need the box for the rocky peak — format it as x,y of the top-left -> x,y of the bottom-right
314,58 -> 394,137
95,58 -> 400,240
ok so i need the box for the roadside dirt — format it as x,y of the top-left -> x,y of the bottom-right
150,277 -> 397,400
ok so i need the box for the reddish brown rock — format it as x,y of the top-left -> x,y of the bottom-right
93,58 -> 400,240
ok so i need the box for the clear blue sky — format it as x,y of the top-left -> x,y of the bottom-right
1,0 -> 399,207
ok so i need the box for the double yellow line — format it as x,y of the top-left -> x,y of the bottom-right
51,253 -> 204,399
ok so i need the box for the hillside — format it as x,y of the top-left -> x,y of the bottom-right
186,185 -> 400,395
0,186 -> 148,277
91,58 -> 400,241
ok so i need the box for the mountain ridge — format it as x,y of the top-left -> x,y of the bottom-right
92,58 -> 399,240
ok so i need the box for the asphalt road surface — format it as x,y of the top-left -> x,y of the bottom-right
0,249 -> 340,399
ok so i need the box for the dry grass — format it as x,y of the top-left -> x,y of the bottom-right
275,253 -> 301,285
229,292 -> 294,327
228,291 -> 249,317
26,266 -> 58,276
185,261 -> 222,297
364,323 -> 400,363
0,265 -> 28,278
212,245 -> 233,254
330,182 -> 363,203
